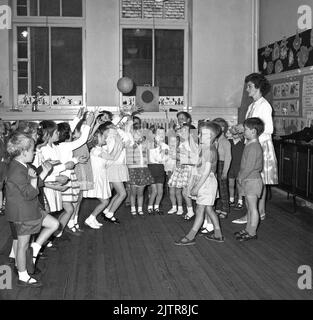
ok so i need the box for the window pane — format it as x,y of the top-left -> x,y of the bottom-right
30,27 -> 49,95
122,0 -> 142,18
18,79 -> 28,94
51,28 -> 82,95
122,29 -> 152,94
155,30 -> 184,96
164,0 -> 185,19
18,42 -> 28,59
18,61 -> 28,78
143,0 -> 163,19
17,0 -> 27,16
62,0 -> 83,17
30,0 -> 38,16
40,0 -> 60,16
17,27 -> 28,41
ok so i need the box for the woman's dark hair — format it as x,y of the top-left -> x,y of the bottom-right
177,111 -> 192,123
37,120 -> 57,145
212,118 -> 229,134
133,116 -> 142,129
244,117 -> 264,136
245,73 -> 271,96
57,122 -> 71,143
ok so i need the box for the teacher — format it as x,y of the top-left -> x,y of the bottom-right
233,73 -> 278,224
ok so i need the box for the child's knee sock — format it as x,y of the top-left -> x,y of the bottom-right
18,270 -> 36,283
31,242 -> 42,264
9,244 -> 15,259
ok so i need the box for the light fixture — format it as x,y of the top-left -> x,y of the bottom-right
21,30 -> 28,38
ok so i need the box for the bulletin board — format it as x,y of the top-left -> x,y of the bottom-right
266,69 -> 313,136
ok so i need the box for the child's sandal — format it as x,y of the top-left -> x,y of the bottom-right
237,232 -> 257,241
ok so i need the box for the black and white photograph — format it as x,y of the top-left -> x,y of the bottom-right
0,0 -> 313,307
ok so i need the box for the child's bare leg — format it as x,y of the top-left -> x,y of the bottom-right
258,186 -> 266,216
229,178 -> 235,201
91,198 -> 109,218
185,204 -> 205,240
58,202 -> 74,235
168,187 -> 177,213
148,184 -> 157,209
183,187 -> 194,217
136,185 -> 145,213
9,240 -> 18,262
105,182 -> 127,218
175,188 -> 183,214
245,197 -> 250,230
68,192 -> 83,228
245,195 -> 259,236
32,214 -> 59,263
205,205 -> 222,238
130,184 -> 137,211
155,183 -> 164,207
16,234 -> 31,272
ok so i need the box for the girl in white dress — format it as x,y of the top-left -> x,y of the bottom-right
54,113 -> 93,236
84,123 -> 124,229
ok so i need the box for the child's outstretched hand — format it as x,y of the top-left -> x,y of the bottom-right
86,111 -> 95,126
190,186 -> 199,197
55,175 -> 69,185
65,161 -> 75,170
28,168 -> 37,179
42,160 -> 53,173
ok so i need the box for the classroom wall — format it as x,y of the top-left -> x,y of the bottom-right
85,0 -> 120,107
191,0 -> 255,109
259,0 -> 312,47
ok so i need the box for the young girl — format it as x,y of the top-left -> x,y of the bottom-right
84,123 -> 123,228
167,123 -> 197,218
213,118 -> 232,219
228,124 -> 245,210
126,116 -> 154,216
175,121 -> 224,245
101,122 -> 128,224
54,112 -> 94,236
5,132 -> 59,287
147,127 -> 169,214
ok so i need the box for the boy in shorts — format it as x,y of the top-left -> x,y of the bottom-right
235,117 -> 264,241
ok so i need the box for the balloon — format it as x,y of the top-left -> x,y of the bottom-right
117,77 -> 134,94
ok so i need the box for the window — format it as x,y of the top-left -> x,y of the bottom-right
16,0 -> 83,17
16,26 -> 83,106
120,0 -> 187,109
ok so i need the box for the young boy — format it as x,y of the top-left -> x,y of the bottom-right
235,117 -> 264,241
5,132 -> 59,287
175,121 -> 224,245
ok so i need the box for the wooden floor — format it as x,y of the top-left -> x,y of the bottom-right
0,188 -> 313,300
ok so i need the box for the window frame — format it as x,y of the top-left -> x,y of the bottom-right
119,0 -> 189,111
12,0 -> 86,109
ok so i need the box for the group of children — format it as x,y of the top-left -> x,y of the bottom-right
0,109 -> 266,288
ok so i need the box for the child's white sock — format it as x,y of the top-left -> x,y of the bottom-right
55,231 -> 63,238
230,197 -> 235,202
138,206 -> 143,212
148,205 -> 153,210
73,214 -> 78,225
168,206 -> 177,214
106,211 -> 114,219
18,270 -> 36,283
103,208 -> 109,215
187,206 -> 194,215
67,219 -> 75,229
131,206 -> 136,213
238,199 -> 243,205
154,204 -> 159,210
9,245 -> 15,259
31,242 -> 42,264
176,206 -> 183,215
